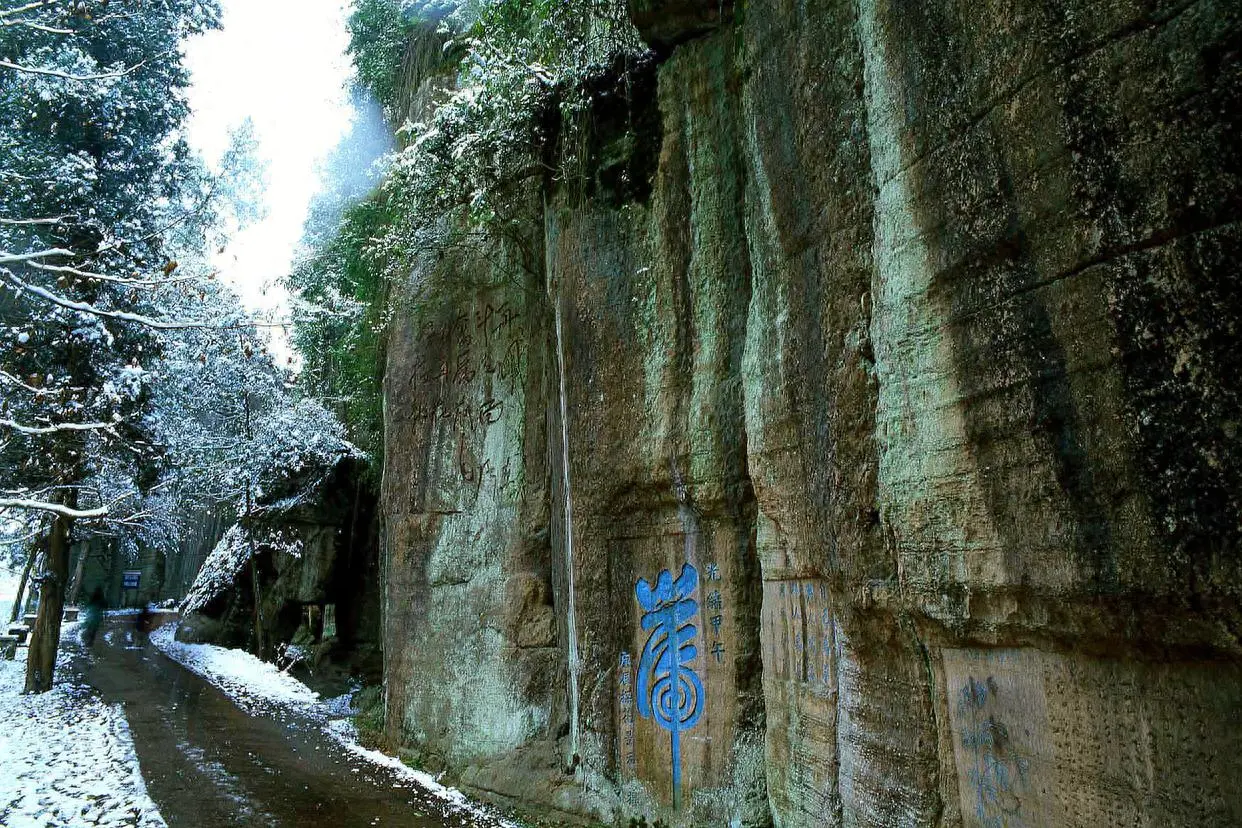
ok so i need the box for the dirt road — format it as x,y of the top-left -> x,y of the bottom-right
77,621 -> 501,827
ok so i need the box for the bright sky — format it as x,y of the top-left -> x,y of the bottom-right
183,0 -> 355,355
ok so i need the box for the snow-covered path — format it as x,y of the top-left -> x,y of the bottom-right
0,634 -> 165,827
65,620 -> 521,827
146,625 -> 519,823
0,618 -> 524,827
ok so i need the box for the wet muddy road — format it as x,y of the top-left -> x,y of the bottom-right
77,621 -> 492,827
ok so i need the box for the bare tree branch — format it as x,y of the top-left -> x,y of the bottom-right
28,260 -> 204,288
0,216 -> 68,226
1,268 -> 288,331
0,487 -> 142,521
0,1 -> 56,22
1,19 -> 75,34
1,268 -> 209,329
0,529 -> 41,546
0,370 -> 51,396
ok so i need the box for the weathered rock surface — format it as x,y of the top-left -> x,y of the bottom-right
379,0 -> 1242,825
179,461 -> 382,677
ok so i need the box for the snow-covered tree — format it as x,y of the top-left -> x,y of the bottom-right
349,0 -> 641,266
148,277 -> 362,655
0,0 -> 222,691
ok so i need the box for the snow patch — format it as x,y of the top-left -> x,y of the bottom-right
181,524 -> 305,615
324,719 -> 522,828
179,524 -> 253,614
0,659 -> 165,827
149,623 -> 318,713
150,624 -> 519,826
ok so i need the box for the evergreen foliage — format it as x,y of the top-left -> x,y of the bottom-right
0,1 -> 359,685
0,0 -> 224,691
342,0 -> 641,264
346,0 -> 422,115
0,0 -> 222,522
286,90 -> 395,470
288,197 -> 393,468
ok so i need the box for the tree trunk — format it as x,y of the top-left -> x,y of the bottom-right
242,390 -> 264,659
25,509 -> 73,693
9,544 -> 38,624
247,486 -> 264,659
66,540 -> 88,606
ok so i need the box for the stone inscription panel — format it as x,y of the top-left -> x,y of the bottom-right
943,647 -> 1242,827
762,579 -> 835,689
943,648 -> 1053,828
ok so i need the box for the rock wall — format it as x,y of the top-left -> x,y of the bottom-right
179,462 -> 382,676
379,0 -> 1242,825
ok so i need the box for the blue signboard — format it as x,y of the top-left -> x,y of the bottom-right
121,571 -> 141,589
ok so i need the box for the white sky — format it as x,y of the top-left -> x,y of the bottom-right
183,0 -> 356,355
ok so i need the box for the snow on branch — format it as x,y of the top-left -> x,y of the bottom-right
1,19 -> 75,34
0,216 -> 68,226
0,498 -> 110,519
0,370 -> 51,396
0,487 -> 141,521
28,260 -> 201,288
1,268 -> 212,330
0,248 -> 74,264
1,268 -> 286,331
0,418 -> 116,435
0,57 -> 151,82
0,1 -> 56,22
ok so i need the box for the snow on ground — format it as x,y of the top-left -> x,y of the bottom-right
0,567 -> 19,624
322,721 -> 522,828
149,624 -> 318,713
323,719 -> 497,813
0,654 -> 165,827
149,623 -> 521,826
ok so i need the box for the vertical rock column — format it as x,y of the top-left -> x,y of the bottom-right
543,32 -> 767,822
859,0 -> 1242,825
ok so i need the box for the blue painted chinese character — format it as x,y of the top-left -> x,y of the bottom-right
635,563 -> 704,810
705,563 -> 720,581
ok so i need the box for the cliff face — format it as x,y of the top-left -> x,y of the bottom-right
379,0 -> 1242,825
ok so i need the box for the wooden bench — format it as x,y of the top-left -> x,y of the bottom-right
6,625 -> 27,643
